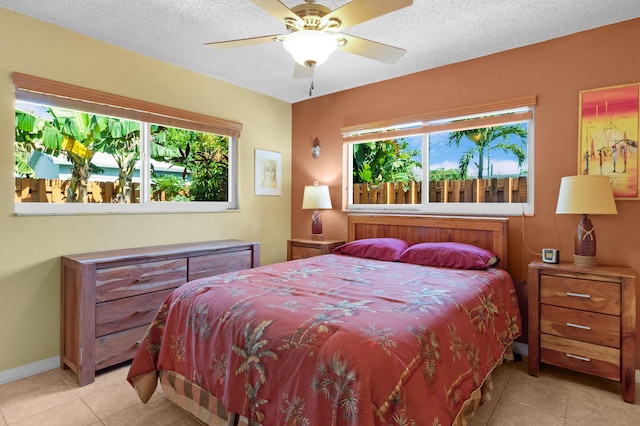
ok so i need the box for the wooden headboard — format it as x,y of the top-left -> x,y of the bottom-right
347,214 -> 509,269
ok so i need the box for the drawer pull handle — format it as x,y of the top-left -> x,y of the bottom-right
566,322 -> 591,330
566,292 -> 591,299
566,353 -> 590,362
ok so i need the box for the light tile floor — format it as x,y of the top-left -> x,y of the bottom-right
0,359 -> 638,425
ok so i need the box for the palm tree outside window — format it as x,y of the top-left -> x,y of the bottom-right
344,103 -> 534,216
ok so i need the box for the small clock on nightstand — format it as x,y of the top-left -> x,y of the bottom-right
287,238 -> 345,261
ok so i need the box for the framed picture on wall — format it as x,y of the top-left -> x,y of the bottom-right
255,149 -> 282,196
578,83 -> 639,199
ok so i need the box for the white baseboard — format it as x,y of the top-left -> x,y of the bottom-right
511,341 -> 528,357
0,356 -> 60,385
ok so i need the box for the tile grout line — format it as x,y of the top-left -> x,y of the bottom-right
77,396 -> 104,425
4,374 -> 79,425
495,364 -> 571,422
49,368 -> 108,425
484,364 -> 515,423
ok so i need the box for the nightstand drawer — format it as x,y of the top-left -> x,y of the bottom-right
540,334 -> 620,380
287,239 -> 345,261
290,245 -> 321,260
540,275 -> 620,315
540,304 -> 620,347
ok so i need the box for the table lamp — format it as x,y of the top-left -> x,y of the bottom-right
555,175 -> 617,267
302,181 -> 332,241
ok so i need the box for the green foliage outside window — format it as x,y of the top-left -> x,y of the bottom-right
429,168 -> 463,182
352,138 -> 421,191
15,104 -> 229,203
151,174 -> 190,202
153,127 -> 229,201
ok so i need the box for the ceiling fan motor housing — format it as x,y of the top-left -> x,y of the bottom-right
287,3 -> 340,32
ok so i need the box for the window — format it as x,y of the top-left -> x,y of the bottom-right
13,73 -> 241,215
343,97 -> 535,215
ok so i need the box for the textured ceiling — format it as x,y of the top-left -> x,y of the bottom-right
2,0 -> 640,104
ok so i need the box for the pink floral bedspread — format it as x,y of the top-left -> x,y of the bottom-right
128,254 -> 521,425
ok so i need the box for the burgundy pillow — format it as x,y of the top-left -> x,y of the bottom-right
398,242 -> 498,270
333,238 -> 413,262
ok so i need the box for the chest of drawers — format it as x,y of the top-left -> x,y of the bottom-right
61,239 -> 259,386
528,261 -> 636,403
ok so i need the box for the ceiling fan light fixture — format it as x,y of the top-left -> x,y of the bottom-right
283,30 -> 337,66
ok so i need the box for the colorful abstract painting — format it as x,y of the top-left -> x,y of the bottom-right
579,84 -> 639,199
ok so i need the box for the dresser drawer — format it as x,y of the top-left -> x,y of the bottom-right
95,259 -> 187,302
95,289 -> 173,337
540,334 -> 620,380
95,325 -> 148,370
540,304 -> 620,347
540,275 -> 620,315
188,250 -> 252,281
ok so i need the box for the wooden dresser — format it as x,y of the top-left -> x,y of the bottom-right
528,261 -> 636,403
287,238 -> 345,260
61,239 -> 260,386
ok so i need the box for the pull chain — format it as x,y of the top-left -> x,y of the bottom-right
308,63 -> 315,97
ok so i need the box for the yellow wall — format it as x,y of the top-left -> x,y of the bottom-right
0,9 -> 291,372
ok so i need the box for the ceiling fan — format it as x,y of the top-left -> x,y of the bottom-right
205,0 -> 413,94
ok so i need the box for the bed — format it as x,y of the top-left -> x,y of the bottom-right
127,214 -> 521,425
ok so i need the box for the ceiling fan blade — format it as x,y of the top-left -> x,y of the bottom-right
337,34 -> 406,64
251,0 -> 305,27
205,35 -> 284,50
322,0 -> 412,31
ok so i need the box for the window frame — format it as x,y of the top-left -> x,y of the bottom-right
13,73 -> 241,215
342,96 -> 535,216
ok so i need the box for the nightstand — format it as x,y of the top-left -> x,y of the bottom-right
287,238 -> 345,261
528,261 -> 636,403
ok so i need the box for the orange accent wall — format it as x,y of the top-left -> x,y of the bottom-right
291,19 -> 640,364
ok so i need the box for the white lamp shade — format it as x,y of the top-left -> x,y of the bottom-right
283,30 -> 337,66
556,175 -> 617,215
302,184 -> 332,210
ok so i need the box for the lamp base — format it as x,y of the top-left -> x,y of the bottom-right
311,210 -> 323,240
574,254 -> 597,267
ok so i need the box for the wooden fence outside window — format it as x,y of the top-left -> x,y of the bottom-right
352,177 -> 527,204
15,176 -> 527,204
14,178 -> 155,203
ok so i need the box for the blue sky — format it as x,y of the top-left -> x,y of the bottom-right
405,127 -> 528,178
